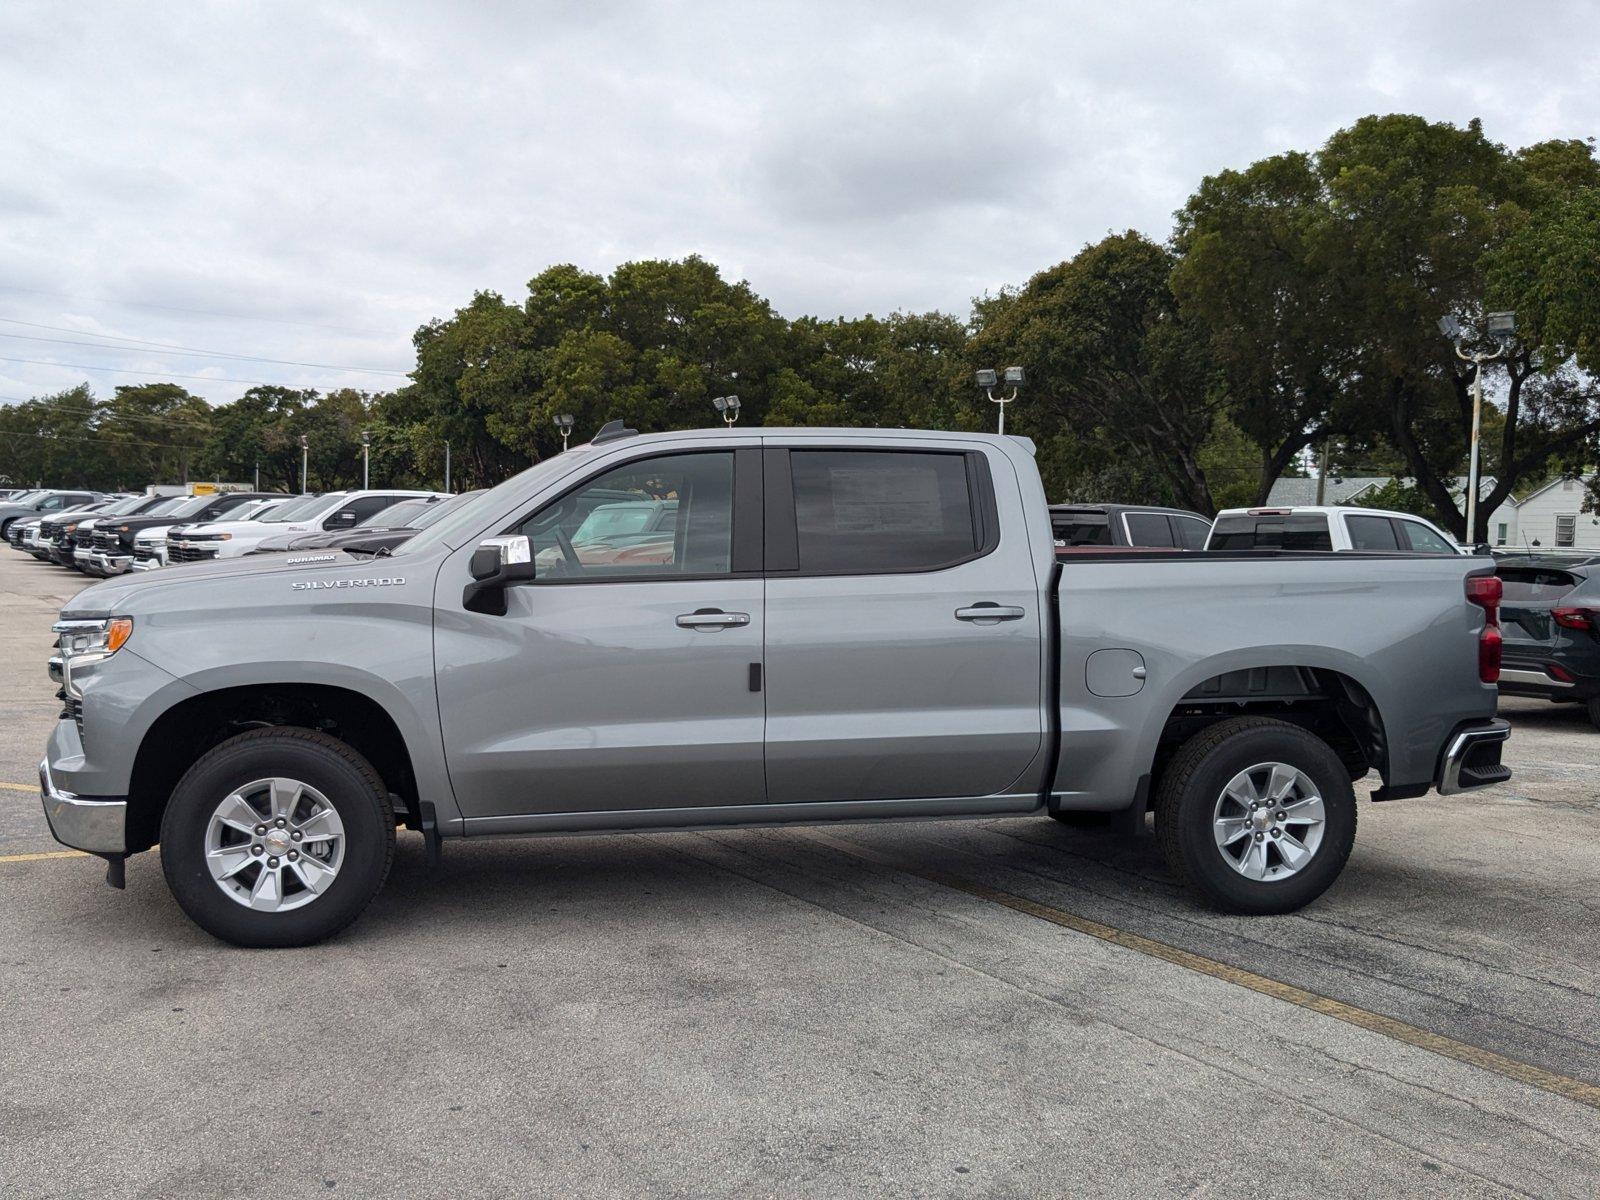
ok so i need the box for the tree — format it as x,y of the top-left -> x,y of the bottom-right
969,232 -> 1223,514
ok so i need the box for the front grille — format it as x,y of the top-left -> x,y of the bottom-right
168,543 -> 219,563
92,530 -> 120,551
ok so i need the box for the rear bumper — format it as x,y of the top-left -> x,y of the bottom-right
39,758 -> 126,854
1435,718 -> 1512,795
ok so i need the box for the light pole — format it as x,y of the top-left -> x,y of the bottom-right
298,435 -> 309,493
554,413 -> 575,452
1439,311 -> 1515,543
360,429 -> 371,490
975,366 -> 1025,434
444,440 -> 451,492
711,395 -> 741,426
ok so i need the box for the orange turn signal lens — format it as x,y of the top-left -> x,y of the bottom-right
106,618 -> 134,654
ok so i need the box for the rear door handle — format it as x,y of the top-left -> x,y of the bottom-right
955,604 -> 1026,623
676,609 -> 751,630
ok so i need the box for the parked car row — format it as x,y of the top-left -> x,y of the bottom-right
6,487 -> 463,578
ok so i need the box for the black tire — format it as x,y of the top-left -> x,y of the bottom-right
160,728 -> 395,948
1155,717 -> 1355,915
1587,696 -> 1600,732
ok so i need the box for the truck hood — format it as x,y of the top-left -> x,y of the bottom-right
60,548 -> 384,617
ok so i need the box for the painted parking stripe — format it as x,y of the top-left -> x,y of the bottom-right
0,781 -> 37,793
0,850 -> 85,863
799,829 -> 1600,1113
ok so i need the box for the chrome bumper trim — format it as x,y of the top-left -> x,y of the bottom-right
39,758 -> 126,854
1436,718 -> 1512,795
1499,668 -> 1574,689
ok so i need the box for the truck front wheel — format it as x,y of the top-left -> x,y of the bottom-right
1155,717 -> 1356,915
160,728 -> 396,948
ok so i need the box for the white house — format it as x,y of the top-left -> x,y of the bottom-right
1484,474 -> 1600,552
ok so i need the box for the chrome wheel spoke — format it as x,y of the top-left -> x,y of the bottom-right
1213,762 -> 1325,884
249,866 -> 283,911
268,778 -> 303,822
206,843 -> 256,881
205,777 -> 345,914
1276,831 -> 1314,871
215,792 -> 262,836
290,854 -> 337,894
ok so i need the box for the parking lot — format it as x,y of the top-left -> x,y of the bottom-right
2,550 -> 1598,1198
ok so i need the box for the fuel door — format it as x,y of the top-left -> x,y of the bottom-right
1086,648 -> 1147,698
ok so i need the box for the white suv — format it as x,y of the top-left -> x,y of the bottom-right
166,491 -> 438,562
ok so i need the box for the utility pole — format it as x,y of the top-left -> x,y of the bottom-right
253,459 -> 260,490
1439,311 -> 1516,543
1315,440 -> 1330,505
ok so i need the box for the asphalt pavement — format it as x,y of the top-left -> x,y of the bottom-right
1,549 -> 1597,1199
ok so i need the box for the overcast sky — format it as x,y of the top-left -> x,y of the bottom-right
3,0 -> 1598,406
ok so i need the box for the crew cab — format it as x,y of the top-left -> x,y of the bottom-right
1051,503 -> 1211,551
1206,505 -> 1462,554
84,491 -> 285,576
166,490 -> 437,562
0,489 -> 101,539
40,426 -> 1511,947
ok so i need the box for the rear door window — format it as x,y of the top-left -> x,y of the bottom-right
1172,515 -> 1210,550
1123,512 -> 1175,548
1346,514 -> 1400,551
1051,513 -> 1112,546
789,450 -> 979,573
1397,520 -> 1457,555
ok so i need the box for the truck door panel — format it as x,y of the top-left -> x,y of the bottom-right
762,445 -> 1044,803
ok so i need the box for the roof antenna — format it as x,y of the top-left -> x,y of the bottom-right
591,419 -> 639,445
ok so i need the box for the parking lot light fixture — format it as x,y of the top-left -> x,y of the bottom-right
554,413 -> 575,452
975,367 -> 1024,435
1441,310 -> 1516,543
712,395 -> 741,426
298,434 -> 309,493
360,429 -> 371,489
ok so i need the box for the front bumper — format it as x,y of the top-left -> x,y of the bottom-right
1436,718 -> 1512,795
39,758 -> 126,854
86,550 -> 132,576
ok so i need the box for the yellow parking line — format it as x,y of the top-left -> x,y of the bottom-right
800,829 -> 1600,1113
0,850 -> 86,863
0,781 -> 37,793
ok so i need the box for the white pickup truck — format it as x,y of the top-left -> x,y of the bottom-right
1206,506 -> 1464,555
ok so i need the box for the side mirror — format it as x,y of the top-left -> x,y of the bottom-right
324,509 -> 360,530
464,535 -> 535,614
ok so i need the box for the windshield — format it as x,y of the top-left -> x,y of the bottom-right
144,496 -> 189,516
362,497 -> 435,528
396,456 -> 589,557
258,494 -> 328,523
166,494 -> 224,518
574,503 -> 657,540
9,490 -> 46,505
93,496 -> 146,516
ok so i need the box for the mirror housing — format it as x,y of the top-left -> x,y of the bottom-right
464,535 -> 535,614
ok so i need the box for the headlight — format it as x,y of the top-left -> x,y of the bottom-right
53,617 -> 134,659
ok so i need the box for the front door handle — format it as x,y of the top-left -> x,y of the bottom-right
676,609 -> 751,630
955,604 -> 1026,624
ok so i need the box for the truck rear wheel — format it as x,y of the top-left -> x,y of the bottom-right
1155,717 -> 1356,915
160,728 -> 395,948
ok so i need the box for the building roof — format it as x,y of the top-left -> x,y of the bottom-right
1265,476 -> 1388,506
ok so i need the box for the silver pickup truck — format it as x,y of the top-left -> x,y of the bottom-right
41,426 -> 1511,947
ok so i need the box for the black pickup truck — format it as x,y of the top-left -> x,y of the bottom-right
1050,503 -> 1212,552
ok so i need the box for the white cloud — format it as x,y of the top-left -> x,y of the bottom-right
0,0 -> 1596,405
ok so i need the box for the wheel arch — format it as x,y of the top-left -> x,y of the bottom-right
126,682 -> 422,854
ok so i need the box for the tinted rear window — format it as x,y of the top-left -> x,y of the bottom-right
1051,513 -> 1112,546
1124,512 -> 1174,547
792,450 -> 978,573
1172,515 -> 1210,550
1209,513 -> 1332,552
1499,568 -> 1580,604
1346,514 -> 1399,551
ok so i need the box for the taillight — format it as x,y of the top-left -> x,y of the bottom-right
1467,574 -> 1502,684
1551,606 -> 1594,631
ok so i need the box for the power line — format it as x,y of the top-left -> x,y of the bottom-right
0,320 -> 409,376
0,398 -> 214,430
0,283 -> 396,338
0,355 -> 371,389
0,428 -> 207,451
